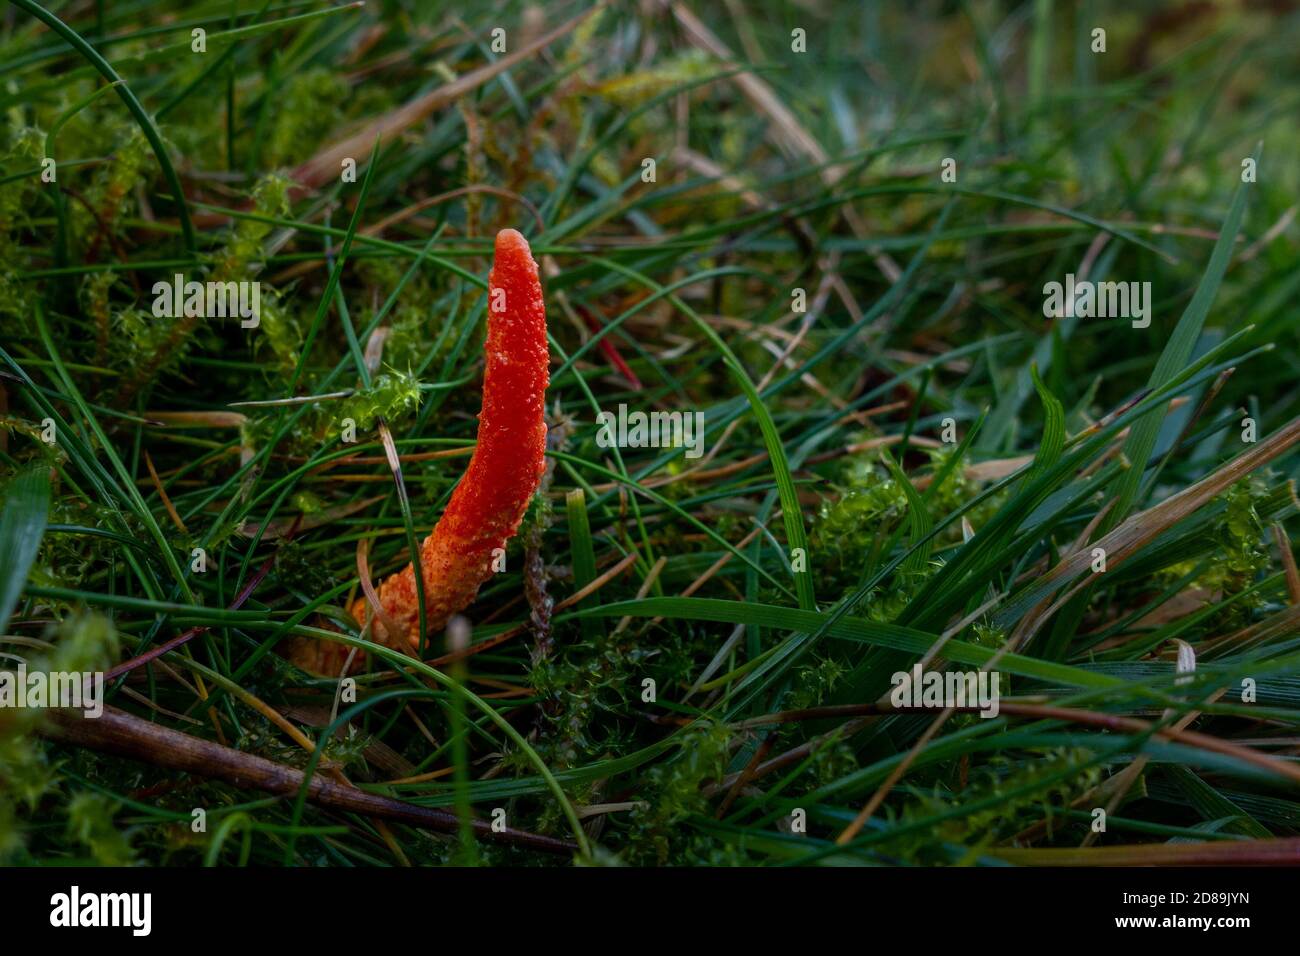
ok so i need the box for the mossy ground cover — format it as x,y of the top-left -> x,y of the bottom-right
2,1 -> 1300,867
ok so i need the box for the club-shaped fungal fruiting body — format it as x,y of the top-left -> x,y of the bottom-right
291,228 -> 549,674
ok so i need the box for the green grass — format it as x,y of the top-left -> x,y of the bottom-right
1,0 -> 1299,867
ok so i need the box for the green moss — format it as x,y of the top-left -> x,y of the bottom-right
0,126 -> 43,322
66,792 -> 136,866
72,125 -> 153,256
885,748 -> 1100,862
0,613 -> 119,863
620,721 -> 736,865
251,293 -> 302,373
31,500 -> 121,591
212,174 -> 290,279
336,369 -> 422,433
262,69 -> 351,169
274,538 -> 336,596
1157,477 -> 1272,625
788,654 -> 848,712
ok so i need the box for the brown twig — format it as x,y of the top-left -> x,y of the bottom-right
42,706 -> 576,855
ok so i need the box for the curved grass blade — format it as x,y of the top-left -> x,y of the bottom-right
1103,146 -> 1258,532
575,597 -> 1121,690
1024,362 -> 1065,486
880,447 -> 932,575
0,465 -> 50,633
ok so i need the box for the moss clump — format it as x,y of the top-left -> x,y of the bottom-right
1157,477 -> 1272,627
619,722 -> 736,865
262,69 -> 351,169
238,369 -> 424,457
0,126 -> 44,323
885,748 -> 1100,862
274,538 -> 336,597
335,369 -> 423,433
66,792 -> 135,866
73,125 -> 154,259
0,613 -> 119,864
527,633 -> 642,770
